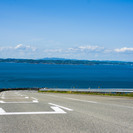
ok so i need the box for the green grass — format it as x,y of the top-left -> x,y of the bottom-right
38,90 -> 133,97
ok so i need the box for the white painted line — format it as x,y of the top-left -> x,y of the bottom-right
0,106 -> 66,115
51,106 -> 66,113
32,100 -> 39,103
0,108 -> 6,113
31,97 -> 37,99
65,97 -> 98,104
31,97 -> 38,101
46,95 -> 133,109
0,92 -> 5,99
98,103 -> 133,109
0,101 -> 38,104
0,101 -> 5,103
48,95 -> 133,109
44,94 -> 97,104
0,94 -> 39,103
0,100 -> 38,103
0,93 -> 3,97
1,98 -> 30,100
49,103 -> 73,111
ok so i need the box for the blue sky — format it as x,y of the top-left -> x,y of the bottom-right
0,0 -> 133,61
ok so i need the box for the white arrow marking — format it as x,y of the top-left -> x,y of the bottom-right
49,103 -> 73,111
0,108 -> 6,113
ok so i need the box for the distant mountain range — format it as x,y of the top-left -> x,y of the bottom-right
39,57 -> 76,60
0,58 -> 133,65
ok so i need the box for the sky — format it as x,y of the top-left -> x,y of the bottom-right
0,0 -> 133,61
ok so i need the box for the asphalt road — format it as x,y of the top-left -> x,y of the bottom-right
0,91 -> 133,133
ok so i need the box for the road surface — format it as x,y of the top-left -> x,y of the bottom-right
0,91 -> 133,133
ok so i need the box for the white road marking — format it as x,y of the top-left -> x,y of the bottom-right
1,98 -> 30,99
64,97 -> 98,104
0,101 -> 38,103
31,97 -> 39,103
0,92 -> 39,103
32,100 -> 39,103
44,94 -> 97,104
0,106 -> 68,115
31,97 -> 37,100
0,108 -> 6,113
44,94 -> 133,109
0,93 -> 39,103
49,103 -> 73,111
98,103 -> 133,109
0,93 -> 2,97
0,92 -> 5,99
0,101 -> 5,103
31,97 -> 38,102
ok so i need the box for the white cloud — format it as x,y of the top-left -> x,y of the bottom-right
114,47 -> 133,53
78,45 -> 104,51
0,44 -> 37,59
0,47 -> 5,51
42,45 -> 105,54
14,44 -> 23,49
14,44 -> 36,51
0,44 -> 133,61
67,45 -> 105,52
44,49 -> 63,53
0,44 -> 36,52
0,46 -> 12,51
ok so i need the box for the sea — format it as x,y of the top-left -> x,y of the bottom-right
0,62 -> 133,89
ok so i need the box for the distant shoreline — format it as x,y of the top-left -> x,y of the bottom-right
0,58 -> 133,65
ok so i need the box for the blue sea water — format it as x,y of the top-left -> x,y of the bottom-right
0,63 -> 133,89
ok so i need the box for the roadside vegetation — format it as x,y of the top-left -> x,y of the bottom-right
38,90 -> 133,97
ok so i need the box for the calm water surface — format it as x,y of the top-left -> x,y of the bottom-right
0,63 -> 133,89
